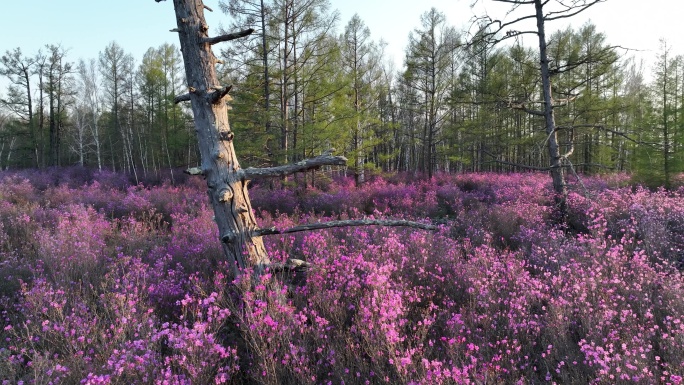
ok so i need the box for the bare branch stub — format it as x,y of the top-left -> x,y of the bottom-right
184,167 -> 204,176
207,85 -> 233,104
267,258 -> 310,273
202,28 -> 255,45
506,100 -> 544,116
174,93 -> 191,104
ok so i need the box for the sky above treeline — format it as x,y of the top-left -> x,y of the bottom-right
0,0 -> 681,79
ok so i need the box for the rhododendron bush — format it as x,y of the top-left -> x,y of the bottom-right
0,169 -> 683,384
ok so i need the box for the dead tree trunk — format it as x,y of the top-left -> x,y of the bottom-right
473,0 -> 608,218
158,0 -> 440,278
160,0 -> 346,276
173,0 -> 265,276
534,0 -> 568,215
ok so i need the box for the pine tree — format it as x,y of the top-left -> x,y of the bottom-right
341,14 -> 382,185
643,40 -> 683,188
403,7 -> 457,178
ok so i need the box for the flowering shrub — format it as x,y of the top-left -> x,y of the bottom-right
0,169 -> 683,384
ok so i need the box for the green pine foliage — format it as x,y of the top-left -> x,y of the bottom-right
0,5 -> 683,188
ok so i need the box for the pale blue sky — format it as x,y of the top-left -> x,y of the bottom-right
0,0 -> 682,81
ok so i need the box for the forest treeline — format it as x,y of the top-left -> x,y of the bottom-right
0,1 -> 681,186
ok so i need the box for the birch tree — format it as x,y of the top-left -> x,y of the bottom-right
77,59 -> 104,170
0,112 -> 18,170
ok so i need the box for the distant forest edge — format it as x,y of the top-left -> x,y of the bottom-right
0,4 -> 680,187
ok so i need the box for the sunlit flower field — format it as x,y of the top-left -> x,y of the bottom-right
0,168 -> 683,384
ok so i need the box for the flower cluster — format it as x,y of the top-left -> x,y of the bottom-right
0,169 -> 682,384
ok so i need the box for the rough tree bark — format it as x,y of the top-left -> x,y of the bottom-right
158,0 -> 439,278
158,0 -> 347,276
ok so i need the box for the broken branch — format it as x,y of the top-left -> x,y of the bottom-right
207,85 -> 233,104
506,100 -> 544,116
184,167 -> 204,176
238,153 -> 347,181
267,258 -> 310,273
174,93 -> 191,104
202,29 -> 255,45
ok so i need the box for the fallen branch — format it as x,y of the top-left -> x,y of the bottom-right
255,219 -> 438,236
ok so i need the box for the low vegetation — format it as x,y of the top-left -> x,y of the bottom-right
0,168 -> 683,384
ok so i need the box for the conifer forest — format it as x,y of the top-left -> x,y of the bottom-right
1,0 -> 681,187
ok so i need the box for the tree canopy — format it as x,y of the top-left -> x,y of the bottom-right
0,1 -> 679,188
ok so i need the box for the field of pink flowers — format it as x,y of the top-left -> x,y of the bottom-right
0,168 -> 683,384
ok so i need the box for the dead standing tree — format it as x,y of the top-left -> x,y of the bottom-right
156,0 -> 436,277
155,0 -> 347,277
471,0 -> 607,218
